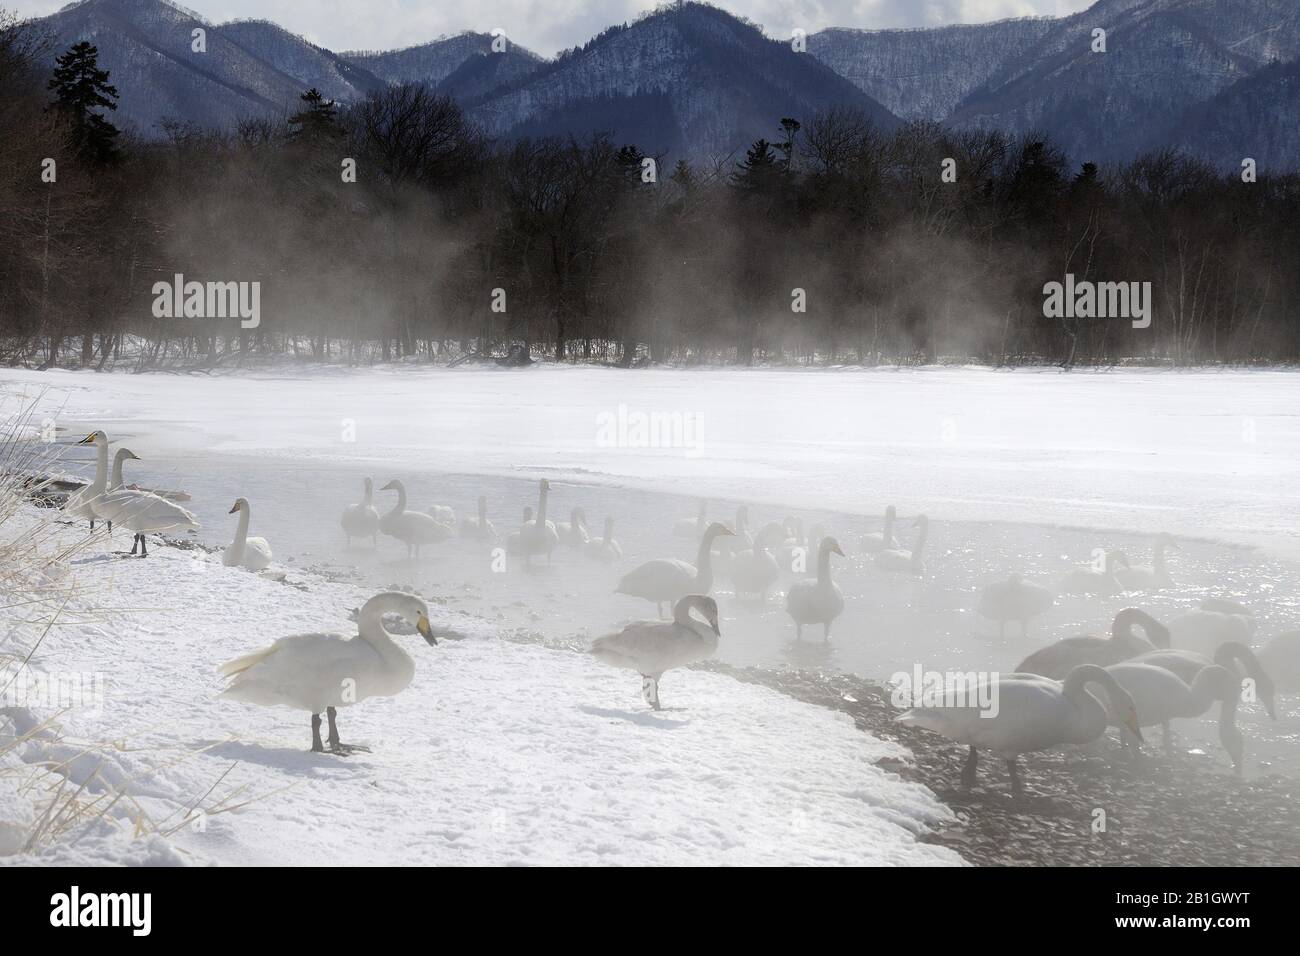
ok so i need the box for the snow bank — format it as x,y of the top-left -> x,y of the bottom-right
0,505 -> 959,866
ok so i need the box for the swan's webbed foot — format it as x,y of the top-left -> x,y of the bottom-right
326,706 -> 370,755
129,534 -> 139,555
961,746 -> 978,788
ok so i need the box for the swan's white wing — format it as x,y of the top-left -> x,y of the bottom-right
591,622 -> 711,674
97,490 -> 199,533
220,632 -> 381,710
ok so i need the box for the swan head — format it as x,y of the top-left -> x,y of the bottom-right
821,536 -> 844,557
912,514 -> 929,528
373,592 -> 438,646
77,430 -> 107,446
115,449 -> 140,462
380,480 -> 403,493
364,477 -> 373,492
228,497 -> 250,514
1155,532 -> 1180,550
703,521 -> 734,541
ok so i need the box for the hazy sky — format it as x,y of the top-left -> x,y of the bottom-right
14,1 -> 1095,56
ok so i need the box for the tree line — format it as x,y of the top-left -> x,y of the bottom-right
2,13 -> 1298,370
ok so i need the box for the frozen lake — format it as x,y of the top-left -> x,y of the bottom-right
8,364 -> 1300,776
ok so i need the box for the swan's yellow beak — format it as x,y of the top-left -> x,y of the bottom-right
77,433 -> 95,444
417,613 -> 437,646
228,502 -> 240,514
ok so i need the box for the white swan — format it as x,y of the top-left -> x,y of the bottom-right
786,536 -> 845,640
977,573 -> 1054,638
1257,632 -> 1300,693
505,506 -> 532,556
555,507 -> 589,548
1059,550 -> 1129,597
1015,608 -> 1170,679
219,591 -> 437,753
584,516 -> 622,563
862,505 -> 897,554
341,477 -> 379,547
93,460 -> 199,557
460,495 -> 496,540
223,497 -> 273,571
591,595 -> 720,711
1168,608 -> 1253,656
520,479 -> 560,564
1104,662 -> 1243,772
426,504 -> 456,527
616,522 -> 732,617
875,514 -> 928,574
1115,534 -> 1179,591
898,665 -> 1142,793
729,539 -> 780,599
63,430 -> 109,530
672,499 -> 707,538
1131,642 -> 1276,720
378,479 -> 449,557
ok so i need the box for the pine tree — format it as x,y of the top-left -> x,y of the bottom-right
288,88 -> 340,143
47,41 -> 119,165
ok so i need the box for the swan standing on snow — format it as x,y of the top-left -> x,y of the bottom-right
1115,533 -> 1179,591
378,479 -> 449,557
1131,642 -> 1276,723
1104,662 -> 1244,772
94,457 -> 199,557
977,573 -> 1054,639
591,595 -> 721,711
64,430 -> 109,530
786,536 -> 845,641
862,505 -> 897,554
1060,550 -> 1130,597
520,479 -> 560,565
673,500 -> 707,538
875,514 -> 928,574
616,522 -> 732,617
584,516 -> 622,563
1257,631 -> 1300,693
460,496 -> 495,540
1015,607 -> 1169,679
223,498 -> 273,571
341,477 -> 379,547
219,591 -> 438,754
556,507 -> 589,548
897,665 -> 1142,793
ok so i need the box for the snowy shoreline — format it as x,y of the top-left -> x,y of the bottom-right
0,503 -> 961,866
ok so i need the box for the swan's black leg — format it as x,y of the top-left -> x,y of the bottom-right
107,520 -> 112,532
961,746 -> 978,788
795,622 -> 803,641
89,519 -> 95,531
311,713 -> 325,752
326,706 -> 370,755
641,675 -> 661,711
129,534 -> 139,555
139,535 -> 148,557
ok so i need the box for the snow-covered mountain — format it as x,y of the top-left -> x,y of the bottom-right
811,0 -> 1300,167
29,0 -> 1300,166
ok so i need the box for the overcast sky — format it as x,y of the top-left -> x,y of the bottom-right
14,1 -> 1095,56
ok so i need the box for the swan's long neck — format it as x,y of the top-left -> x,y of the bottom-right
672,598 -> 716,645
385,483 -> 407,517
537,484 -> 549,523
357,597 -> 413,666
363,481 -> 373,506
695,530 -> 717,590
1062,665 -> 1117,725
232,506 -> 251,558
911,521 -> 929,566
1186,667 -> 1229,717
110,452 -> 127,491
817,545 -> 833,586
90,439 -> 108,494
1112,609 -> 1159,653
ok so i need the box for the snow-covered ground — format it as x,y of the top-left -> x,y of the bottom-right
0,505 -> 959,866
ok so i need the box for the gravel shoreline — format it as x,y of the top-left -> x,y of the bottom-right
700,662 -> 1299,867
